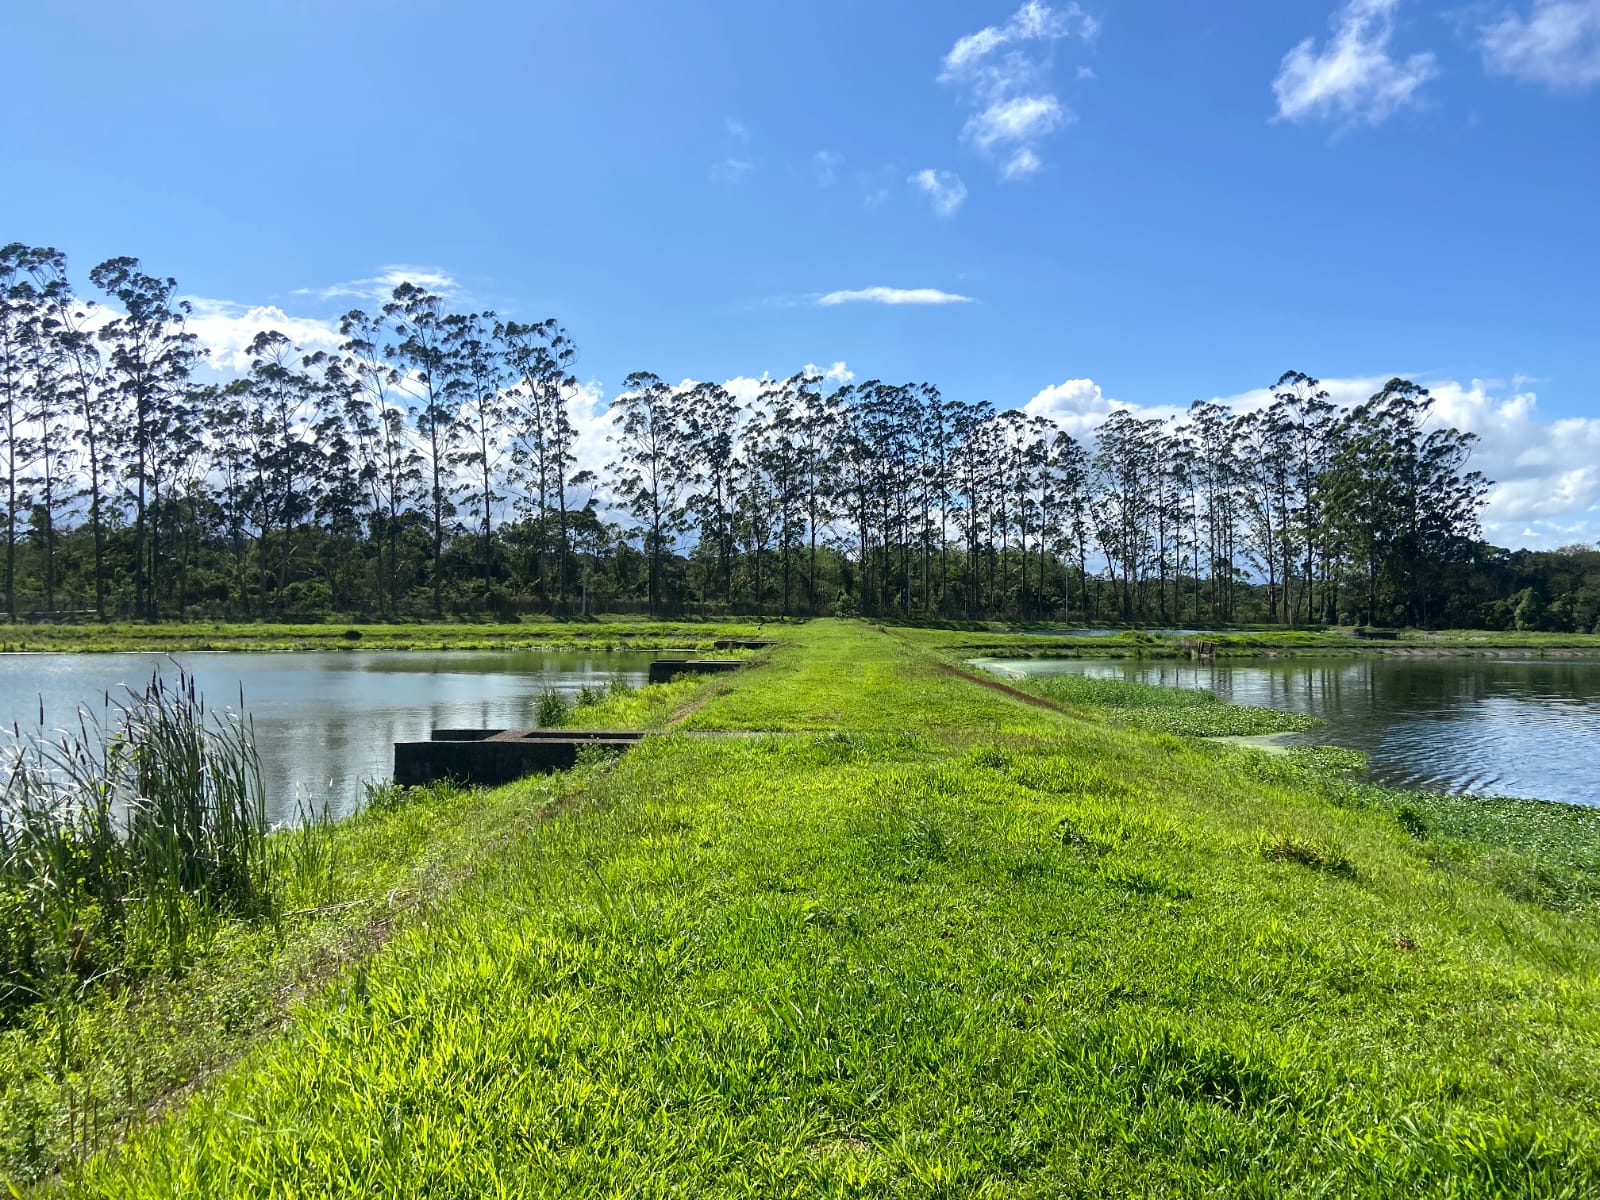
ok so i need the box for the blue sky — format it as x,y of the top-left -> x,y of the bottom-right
3,0 -> 1598,547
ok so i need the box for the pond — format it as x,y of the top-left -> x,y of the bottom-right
0,650 -> 656,824
979,655 -> 1600,806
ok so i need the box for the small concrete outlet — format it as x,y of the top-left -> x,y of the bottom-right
395,729 -> 646,787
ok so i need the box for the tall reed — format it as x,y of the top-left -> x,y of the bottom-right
1,670 -> 271,1020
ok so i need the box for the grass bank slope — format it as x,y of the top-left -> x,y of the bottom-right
57,623 -> 1600,1195
0,617 -> 773,655
892,621 -> 1600,659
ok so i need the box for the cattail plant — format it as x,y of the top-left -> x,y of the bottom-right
0,669 -> 271,1020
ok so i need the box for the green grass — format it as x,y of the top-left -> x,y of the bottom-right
1238,748 -> 1600,914
0,769 -> 610,1185
0,617 -> 783,655
10,621 -> 1600,1195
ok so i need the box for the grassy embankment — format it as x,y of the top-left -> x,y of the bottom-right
0,617 -> 773,655
892,620 -> 1600,659
9,620 -> 1600,1195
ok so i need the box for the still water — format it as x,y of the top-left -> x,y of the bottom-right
0,650 -> 655,824
980,655 -> 1600,806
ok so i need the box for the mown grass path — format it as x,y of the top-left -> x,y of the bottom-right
71,623 -> 1600,1196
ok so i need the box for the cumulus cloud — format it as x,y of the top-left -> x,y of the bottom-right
1481,0 -> 1600,90
816,286 -> 973,306
294,265 -> 459,304
803,361 -> 856,384
182,298 -> 344,373
907,168 -> 968,216
1024,371 -> 1600,549
725,116 -> 750,142
939,1 -> 1095,179
1273,0 -> 1437,127
1023,377 -> 1141,438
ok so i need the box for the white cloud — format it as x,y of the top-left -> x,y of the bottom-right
863,188 -> 890,209
1273,0 -> 1437,127
294,265 -> 459,304
964,95 -> 1069,150
908,168 -> 968,216
182,298 -> 344,374
816,286 -> 974,306
725,117 -> 750,142
1025,371 -> 1600,549
813,150 -> 844,187
939,2 -> 1094,178
941,1 -> 1098,85
803,361 -> 856,384
1002,148 -> 1044,179
1024,378 -> 1139,439
710,158 -> 756,184
1481,0 -> 1600,90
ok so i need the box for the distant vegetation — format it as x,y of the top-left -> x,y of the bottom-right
2,243 -> 1596,629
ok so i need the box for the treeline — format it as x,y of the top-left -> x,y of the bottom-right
0,241 -> 1571,630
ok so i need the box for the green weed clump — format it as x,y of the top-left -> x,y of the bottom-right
0,672 -> 271,1022
534,689 -> 571,728
1257,831 -> 1356,876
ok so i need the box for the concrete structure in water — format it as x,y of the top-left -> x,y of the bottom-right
395,728 -> 647,787
647,658 -> 744,684
395,655 -> 757,786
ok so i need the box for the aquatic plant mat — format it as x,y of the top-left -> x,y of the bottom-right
7,621 -> 1600,1194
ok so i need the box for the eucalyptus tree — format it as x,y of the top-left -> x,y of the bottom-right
446,311 -> 509,597
1238,398 -> 1301,623
1186,400 -> 1241,621
384,282 -> 461,616
683,378 -> 741,606
1144,419 -> 1186,623
1092,409 -> 1162,618
0,244 -> 37,619
852,381 -> 923,613
914,383 -> 953,614
310,361 -> 374,613
732,430 -> 776,615
44,265 -> 112,617
608,371 -> 693,616
19,264 -> 78,613
751,381 -> 808,615
164,384 -> 221,614
796,373 -> 843,612
1042,428 -> 1091,620
948,400 -> 996,616
501,318 -> 579,605
991,408 -> 1038,617
333,308 -> 422,614
236,331 -> 329,614
1270,370 -> 1335,623
90,257 -> 201,620
1325,380 -> 1486,626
